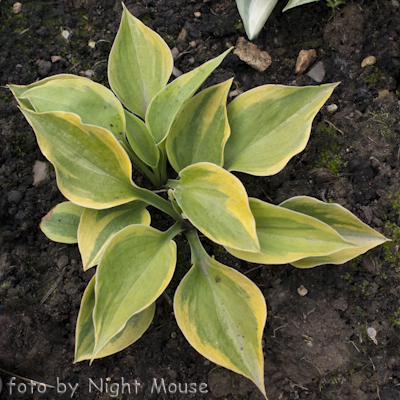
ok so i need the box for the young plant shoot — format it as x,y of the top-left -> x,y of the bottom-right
9,5 -> 387,398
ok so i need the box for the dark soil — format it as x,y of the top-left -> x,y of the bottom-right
1,0 -> 400,399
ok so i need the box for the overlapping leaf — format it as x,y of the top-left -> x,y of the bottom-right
21,109 -> 142,209
92,225 -> 177,358
226,198 -> 356,264
224,83 -> 338,176
8,74 -> 91,110
78,201 -> 150,271
19,78 -> 126,141
175,232 -> 267,397
75,276 -> 155,362
168,162 -> 259,252
280,196 -> 389,268
146,48 -> 232,144
235,0 -> 279,40
125,110 -> 160,168
40,201 -> 84,244
108,5 -> 173,118
166,79 -> 232,173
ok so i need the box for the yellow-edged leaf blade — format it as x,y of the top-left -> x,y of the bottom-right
280,196 -> 389,268
40,201 -> 84,244
78,201 -> 150,271
146,48 -> 232,144
19,78 -> 126,141
108,5 -> 173,118
21,109 -> 141,209
225,198 -> 356,264
93,225 -> 176,358
168,162 -> 259,252
75,276 -> 155,362
224,83 -> 338,176
166,79 -> 232,173
174,234 -> 266,396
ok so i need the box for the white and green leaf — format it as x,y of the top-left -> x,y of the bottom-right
235,0 -> 279,40
146,48 -> 232,144
78,201 -> 151,271
40,201 -> 84,244
175,232 -> 267,397
283,0 -> 320,12
75,276 -> 155,362
19,78 -> 126,141
166,79 -> 232,173
108,5 -> 173,118
168,162 -> 259,252
21,109 -> 142,209
280,196 -> 389,268
224,83 -> 338,176
226,198 -> 356,264
92,224 -> 177,359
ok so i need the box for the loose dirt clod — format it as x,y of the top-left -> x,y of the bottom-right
233,37 -> 272,72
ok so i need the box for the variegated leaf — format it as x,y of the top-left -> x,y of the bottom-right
75,276 -> 155,362
21,109 -> 142,209
175,231 -> 267,397
226,198 -> 356,264
280,196 -> 389,268
125,110 -> 159,168
167,162 -> 259,252
146,48 -> 232,144
19,78 -> 126,141
78,201 -> 151,271
40,201 -> 84,244
166,79 -> 232,173
108,5 -> 173,118
224,83 -> 338,176
92,224 -> 177,358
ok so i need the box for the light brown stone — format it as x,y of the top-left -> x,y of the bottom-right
233,37 -> 272,72
361,55 -> 376,68
295,49 -> 317,74
13,2 -> 22,14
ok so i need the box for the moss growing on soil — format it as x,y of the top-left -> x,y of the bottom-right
314,123 -> 347,174
388,308 -> 400,327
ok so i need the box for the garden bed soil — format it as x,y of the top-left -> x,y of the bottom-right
1,0 -> 400,399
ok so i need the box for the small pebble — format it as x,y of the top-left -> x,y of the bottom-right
84,69 -> 95,77
327,104 -> 338,113
297,285 -> 308,296
32,160 -> 49,186
392,0 -> 399,7
307,61 -> 325,83
361,55 -> 376,68
62,30 -> 70,40
172,66 -> 183,78
194,11 -> 201,18
88,40 -> 96,48
378,89 -> 390,99
367,327 -> 378,345
171,47 -> 180,60
13,2 -> 22,14
51,55 -> 62,62
295,49 -> 317,75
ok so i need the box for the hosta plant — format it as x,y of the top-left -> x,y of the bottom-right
9,5 -> 387,398
236,0 -> 340,40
